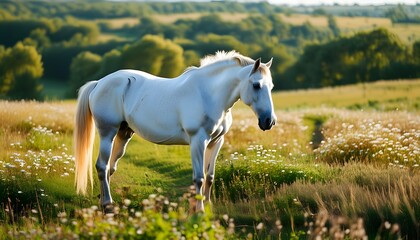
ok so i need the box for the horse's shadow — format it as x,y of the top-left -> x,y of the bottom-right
128,156 -> 192,194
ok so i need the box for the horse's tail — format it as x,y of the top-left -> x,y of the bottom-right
74,81 -> 97,195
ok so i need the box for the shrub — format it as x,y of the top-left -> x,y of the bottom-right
315,111 -> 419,167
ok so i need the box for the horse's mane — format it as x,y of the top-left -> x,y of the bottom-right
200,50 -> 255,67
183,51 -> 256,74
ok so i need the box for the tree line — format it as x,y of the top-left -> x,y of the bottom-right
0,1 -> 288,19
281,29 -> 420,89
0,1 -> 419,100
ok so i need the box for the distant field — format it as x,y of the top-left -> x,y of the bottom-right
272,79 -> 420,111
279,14 -> 418,43
97,33 -> 128,43
42,79 -> 420,111
151,12 -> 249,23
222,79 -> 420,112
94,13 -> 250,26
390,23 -> 420,43
94,17 -> 139,29
335,16 -> 392,29
337,18 -> 420,43
96,13 -> 419,43
278,14 -> 393,30
151,13 -> 202,23
279,13 -> 329,26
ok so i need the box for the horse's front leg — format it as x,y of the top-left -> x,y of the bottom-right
190,129 -> 210,212
204,136 -> 224,203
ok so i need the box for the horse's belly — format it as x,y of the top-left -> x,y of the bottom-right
130,119 -> 189,145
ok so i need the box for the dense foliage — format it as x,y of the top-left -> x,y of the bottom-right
0,43 -> 43,99
385,4 -> 420,23
68,35 -> 185,96
281,29 -> 419,89
0,1 -> 287,19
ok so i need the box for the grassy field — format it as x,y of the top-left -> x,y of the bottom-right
1,80 -> 419,238
95,12 -> 420,45
118,12 -> 420,43
278,13 -> 419,43
272,79 -> 420,111
94,17 -> 140,29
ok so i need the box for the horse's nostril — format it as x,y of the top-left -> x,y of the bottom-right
258,114 -> 275,131
265,118 -> 271,127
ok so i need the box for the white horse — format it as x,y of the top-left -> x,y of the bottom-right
74,51 -> 276,212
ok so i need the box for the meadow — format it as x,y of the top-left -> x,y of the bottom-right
141,13 -> 419,43
93,12 -> 420,49
1,80 -> 419,239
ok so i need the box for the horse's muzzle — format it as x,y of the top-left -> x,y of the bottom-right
258,113 -> 276,131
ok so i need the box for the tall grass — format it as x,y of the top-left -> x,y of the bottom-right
0,80 -> 419,238
315,110 -> 419,166
214,108 -> 419,239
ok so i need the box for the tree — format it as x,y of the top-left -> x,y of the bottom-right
253,43 -> 294,90
0,19 -> 54,47
0,42 -> 44,99
192,34 -> 248,56
313,8 -> 328,16
238,15 -> 273,43
283,29 -> 411,90
136,17 -> 165,38
327,15 -> 340,38
183,50 -> 200,67
68,35 -> 185,97
120,35 -> 184,77
68,51 -> 101,97
185,14 -> 235,39
413,41 -> 420,64
49,18 -> 100,46
26,28 -> 52,50
385,5 -> 409,23
97,49 -> 122,77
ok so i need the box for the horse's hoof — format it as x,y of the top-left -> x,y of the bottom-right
103,204 -> 115,214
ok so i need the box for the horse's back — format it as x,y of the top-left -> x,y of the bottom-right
87,69 -> 192,144
88,70 -> 147,127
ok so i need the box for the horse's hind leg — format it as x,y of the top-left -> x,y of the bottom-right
96,126 -> 118,212
109,121 -> 134,177
204,136 -> 224,203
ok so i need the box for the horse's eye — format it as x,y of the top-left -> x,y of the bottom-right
253,82 -> 261,90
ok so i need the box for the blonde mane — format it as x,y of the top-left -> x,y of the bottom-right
183,51 -> 256,74
200,50 -> 255,67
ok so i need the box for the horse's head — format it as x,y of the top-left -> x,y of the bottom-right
240,58 -> 277,131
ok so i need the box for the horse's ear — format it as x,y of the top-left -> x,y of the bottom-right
266,58 -> 273,69
251,58 -> 261,75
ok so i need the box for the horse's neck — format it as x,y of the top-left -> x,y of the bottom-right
197,64 -> 243,111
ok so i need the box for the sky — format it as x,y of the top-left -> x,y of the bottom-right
269,0 -> 418,5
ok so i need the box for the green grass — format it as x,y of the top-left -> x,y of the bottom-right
273,79 -> 420,111
1,80 -> 419,238
213,107 -> 419,239
109,137 -> 192,200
